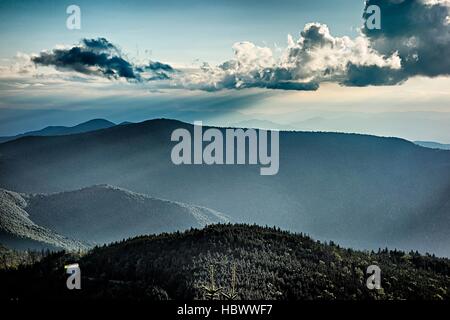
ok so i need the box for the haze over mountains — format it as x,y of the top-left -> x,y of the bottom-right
0,119 -> 116,143
0,185 -> 229,250
0,118 -> 449,256
414,141 -> 450,150
2,117 -> 449,149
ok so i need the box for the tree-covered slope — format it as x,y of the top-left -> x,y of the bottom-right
24,184 -> 230,244
1,185 -> 229,250
2,224 -> 449,301
0,189 -> 87,251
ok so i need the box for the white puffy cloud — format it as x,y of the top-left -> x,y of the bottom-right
175,23 -> 401,91
421,0 -> 450,6
279,23 -> 401,82
0,0 -> 448,92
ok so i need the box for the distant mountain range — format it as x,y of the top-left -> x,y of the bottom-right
414,141 -> 450,150
0,185 -> 229,250
230,119 -> 295,130
0,119 -> 116,143
0,119 -> 449,256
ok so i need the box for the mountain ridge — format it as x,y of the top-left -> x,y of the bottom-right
0,188 -> 87,251
414,140 -> 450,150
0,118 -> 449,256
0,118 -> 116,143
0,184 -> 230,250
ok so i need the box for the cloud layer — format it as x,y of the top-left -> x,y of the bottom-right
12,0 -> 450,91
194,23 -> 402,90
362,0 -> 450,80
31,38 -> 174,82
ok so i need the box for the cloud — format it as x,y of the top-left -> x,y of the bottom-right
192,0 -> 448,90
342,64 -> 407,86
32,38 -> 138,80
362,0 -> 450,79
6,0 -> 450,92
31,38 -> 174,82
180,23 -> 401,91
144,61 -> 174,72
0,52 -> 36,77
279,23 -> 401,85
23,26 -> 402,92
136,61 -> 174,81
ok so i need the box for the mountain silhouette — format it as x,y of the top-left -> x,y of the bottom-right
0,118 -> 116,143
0,185 -> 229,250
0,119 -> 449,256
414,141 -> 450,150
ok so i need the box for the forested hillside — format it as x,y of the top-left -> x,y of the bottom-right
1,224 -> 449,301
0,189 -> 87,251
0,185 -> 229,250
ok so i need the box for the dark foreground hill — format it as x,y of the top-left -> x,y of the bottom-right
0,185 -> 229,250
0,119 -> 449,256
1,224 -> 449,301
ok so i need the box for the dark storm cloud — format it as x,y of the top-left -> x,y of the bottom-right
139,61 -> 174,81
362,0 -> 450,78
145,61 -> 174,72
82,38 -> 118,52
27,0 -> 450,92
32,38 -> 139,80
343,63 -> 407,86
207,0 -> 449,89
204,63 -> 318,91
31,38 -> 175,82
263,81 -> 319,91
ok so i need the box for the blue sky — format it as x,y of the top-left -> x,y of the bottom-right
0,0 -> 449,143
0,0 -> 363,64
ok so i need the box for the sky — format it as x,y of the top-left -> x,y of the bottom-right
0,0 -> 449,142
0,0 -> 364,64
